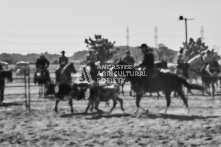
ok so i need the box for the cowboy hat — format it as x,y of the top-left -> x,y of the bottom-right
138,43 -> 148,49
61,50 -> 65,53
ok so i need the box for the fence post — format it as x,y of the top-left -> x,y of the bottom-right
28,72 -> 31,109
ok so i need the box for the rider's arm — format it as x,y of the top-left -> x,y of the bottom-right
45,59 -> 50,68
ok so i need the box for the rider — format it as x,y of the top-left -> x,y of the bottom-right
122,50 -> 135,66
34,54 -> 50,84
138,43 -> 157,78
56,50 -> 69,82
201,50 -> 214,75
59,50 -> 69,68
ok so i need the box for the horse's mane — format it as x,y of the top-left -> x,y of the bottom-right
61,63 -> 72,74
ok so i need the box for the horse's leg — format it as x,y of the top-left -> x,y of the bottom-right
0,88 -> 4,102
69,98 -> 74,113
38,85 -> 41,97
135,93 -> 144,114
212,83 -> 215,100
164,91 -> 171,114
121,84 -> 124,95
109,99 -> 117,113
149,92 -> 152,96
43,84 -> 46,97
176,89 -> 189,115
157,92 -> 161,99
116,97 -> 125,113
105,101 -> 110,107
187,78 -> 193,94
54,98 -> 60,113
94,101 -> 102,113
90,101 -> 94,111
84,100 -> 93,114
129,85 -> 133,96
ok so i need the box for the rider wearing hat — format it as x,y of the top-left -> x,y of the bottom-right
59,50 -> 69,68
138,44 -> 156,78
55,50 -> 69,83
122,50 -> 135,66
34,54 -> 50,84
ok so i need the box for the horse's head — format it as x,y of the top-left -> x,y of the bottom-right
210,60 -> 220,74
62,63 -> 77,74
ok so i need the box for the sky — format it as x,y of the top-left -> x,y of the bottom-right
0,0 -> 220,56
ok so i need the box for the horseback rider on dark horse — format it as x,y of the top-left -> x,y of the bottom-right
55,50 -> 69,83
137,43 -> 158,79
34,54 -> 50,84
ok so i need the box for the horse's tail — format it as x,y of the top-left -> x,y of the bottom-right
179,77 -> 204,90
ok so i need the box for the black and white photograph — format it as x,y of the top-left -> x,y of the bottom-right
0,0 -> 221,146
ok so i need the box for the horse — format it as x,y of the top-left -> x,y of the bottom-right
121,60 -> 168,97
54,62 -> 78,113
0,70 -> 13,102
34,68 -> 51,97
200,60 -> 220,98
114,60 -> 204,114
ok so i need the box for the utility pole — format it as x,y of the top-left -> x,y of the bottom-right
179,16 -> 194,45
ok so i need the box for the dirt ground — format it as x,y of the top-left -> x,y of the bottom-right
0,89 -> 221,147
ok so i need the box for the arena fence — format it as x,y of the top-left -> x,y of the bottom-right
4,72 -> 31,110
3,70 -> 221,110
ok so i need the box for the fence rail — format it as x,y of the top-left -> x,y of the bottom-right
3,69 -> 221,110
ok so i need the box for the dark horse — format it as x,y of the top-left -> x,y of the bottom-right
0,70 -> 13,102
54,63 -> 77,113
200,60 -> 220,98
121,60 -> 168,97
114,60 -> 204,114
34,68 -> 51,97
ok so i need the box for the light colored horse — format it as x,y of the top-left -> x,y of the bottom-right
187,54 -> 204,84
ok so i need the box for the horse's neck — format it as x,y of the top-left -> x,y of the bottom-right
188,56 -> 203,69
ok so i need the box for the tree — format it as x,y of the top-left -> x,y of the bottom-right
180,38 -> 208,59
157,44 -> 177,62
84,35 -> 117,63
